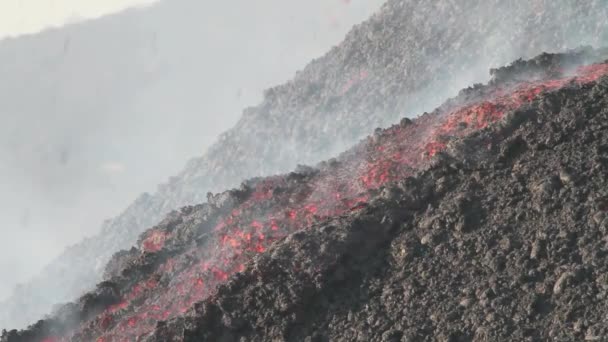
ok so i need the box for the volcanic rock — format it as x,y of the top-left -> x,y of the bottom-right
143,58 -> 608,341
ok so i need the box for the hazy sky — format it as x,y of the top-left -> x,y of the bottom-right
0,0 -> 156,37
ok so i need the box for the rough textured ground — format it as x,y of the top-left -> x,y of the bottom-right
186,86 -> 608,341
4,0 -> 608,331
3,50 -> 608,341
174,61 -> 608,342
152,54 -> 608,341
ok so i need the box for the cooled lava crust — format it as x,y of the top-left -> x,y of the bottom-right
4,48 -> 608,341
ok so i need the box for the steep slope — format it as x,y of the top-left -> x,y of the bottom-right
3,49 -> 608,341
4,0 -> 608,331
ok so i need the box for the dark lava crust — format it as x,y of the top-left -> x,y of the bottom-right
156,61 -> 608,340
4,51 -> 608,341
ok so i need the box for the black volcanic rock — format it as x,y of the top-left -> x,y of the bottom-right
147,57 -> 608,342
4,0 -> 608,332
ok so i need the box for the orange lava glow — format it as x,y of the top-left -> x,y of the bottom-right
141,230 -> 168,252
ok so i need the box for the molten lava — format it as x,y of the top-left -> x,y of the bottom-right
141,231 -> 168,253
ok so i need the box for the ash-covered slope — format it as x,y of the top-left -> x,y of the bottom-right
5,0 -> 608,332
4,49 -> 608,341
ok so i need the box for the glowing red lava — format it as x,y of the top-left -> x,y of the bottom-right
141,230 -> 168,253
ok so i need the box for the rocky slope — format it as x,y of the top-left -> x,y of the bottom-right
3,49 -> 608,341
4,0 -> 608,331
172,54 -> 608,342
167,61 -> 608,342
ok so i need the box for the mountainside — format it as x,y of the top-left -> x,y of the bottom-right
3,49 -> 608,341
0,0 -> 383,328
3,0 -> 608,331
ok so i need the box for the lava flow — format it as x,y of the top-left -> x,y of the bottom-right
42,60 -> 608,342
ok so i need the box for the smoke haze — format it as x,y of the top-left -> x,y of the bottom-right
0,0 -> 385,299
